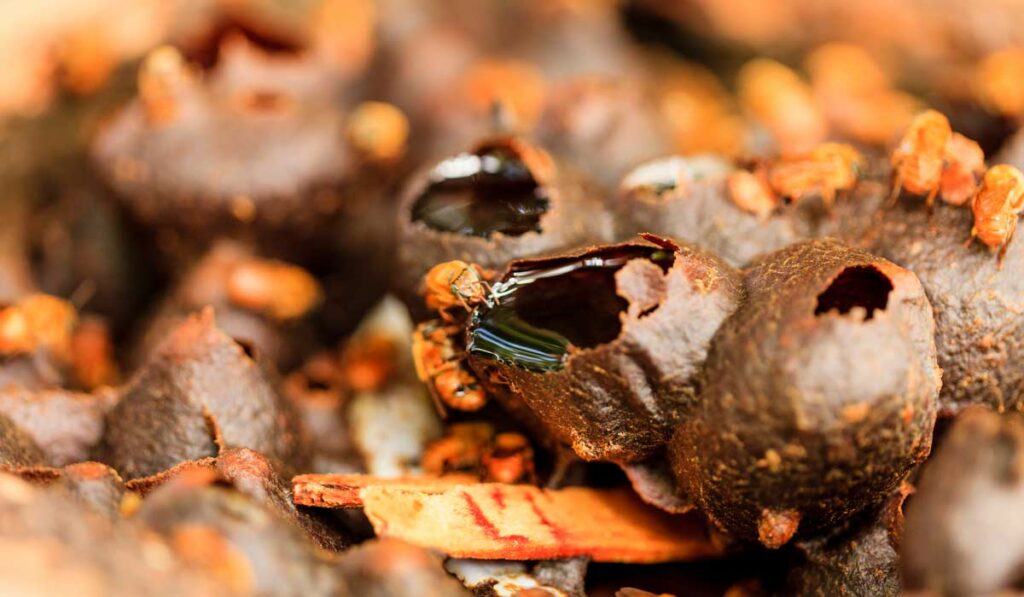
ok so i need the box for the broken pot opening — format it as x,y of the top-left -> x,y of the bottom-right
232,337 -> 260,361
814,265 -> 892,320
411,141 -> 551,238
186,19 -> 305,71
468,246 -> 674,372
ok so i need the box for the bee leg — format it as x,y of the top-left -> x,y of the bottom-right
438,307 -> 458,323
925,185 -> 939,214
823,188 -> 838,220
963,230 -> 976,249
887,171 -> 902,207
426,384 -> 449,419
480,280 -> 499,306
998,226 -> 1017,270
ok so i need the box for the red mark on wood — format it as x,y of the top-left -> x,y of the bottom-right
525,491 -> 568,544
491,486 -> 506,510
462,491 -> 527,545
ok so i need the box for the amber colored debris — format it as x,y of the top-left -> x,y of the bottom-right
293,475 -> 720,563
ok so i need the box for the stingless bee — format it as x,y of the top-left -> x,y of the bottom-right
411,320 -> 487,412
969,164 -> 1024,267
422,260 -> 495,321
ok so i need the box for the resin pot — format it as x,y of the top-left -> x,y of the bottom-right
393,136 -> 609,318
671,239 -> 940,547
464,234 -> 742,462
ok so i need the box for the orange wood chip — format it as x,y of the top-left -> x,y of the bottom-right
292,473 -> 479,508
292,474 -> 720,563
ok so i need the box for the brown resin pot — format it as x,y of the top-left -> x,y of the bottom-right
466,234 -> 742,463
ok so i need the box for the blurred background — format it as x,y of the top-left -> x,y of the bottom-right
6,0 -> 1024,324
3,2 -> 1024,593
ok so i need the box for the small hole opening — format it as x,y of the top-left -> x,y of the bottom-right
305,377 -> 332,392
468,246 -> 674,371
236,90 -> 291,112
186,19 -> 304,70
411,144 -> 549,238
514,268 -> 627,349
814,266 -> 892,320
233,338 -> 259,361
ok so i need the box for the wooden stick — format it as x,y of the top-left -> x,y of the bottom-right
292,474 -> 720,563
292,473 -> 478,509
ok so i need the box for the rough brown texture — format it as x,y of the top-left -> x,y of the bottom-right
619,457 -> 693,514
90,46 -> 396,341
613,155 -> 888,267
133,467 -> 338,596
393,137 -> 609,317
128,448 -> 349,552
15,461 -> 126,519
532,557 -> 589,597
90,49 -> 371,265
335,538 -> 470,597
902,408 -> 1024,595
671,239 -> 939,544
467,235 -> 742,462
97,309 -> 309,480
130,241 -> 319,371
0,411 -> 46,468
863,200 -> 1024,414
284,378 -> 357,473
0,386 -> 117,466
784,508 -> 902,596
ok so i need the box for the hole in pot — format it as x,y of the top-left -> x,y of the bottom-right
236,90 -> 292,113
469,246 -> 674,371
814,266 -> 892,320
233,338 -> 259,361
411,143 -> 550,238
185,18 -> 304,70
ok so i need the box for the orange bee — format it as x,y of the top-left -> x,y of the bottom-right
769,142 -> 865,209
481,432 -> 535,484
727,142 -> 864,217
421,422 -> 494,476
890,110 -> 952,206
939,133 -> 986,207
976,48 -> 1024,118
737,58 -> 828,155
411,320 -> 486,412
227,259 -> 322,321
727,169 -> 778,219
422,260 -> 493,320
805,43 -> 922,147
890,110 -> 986,208
969,164 -> 1024,266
